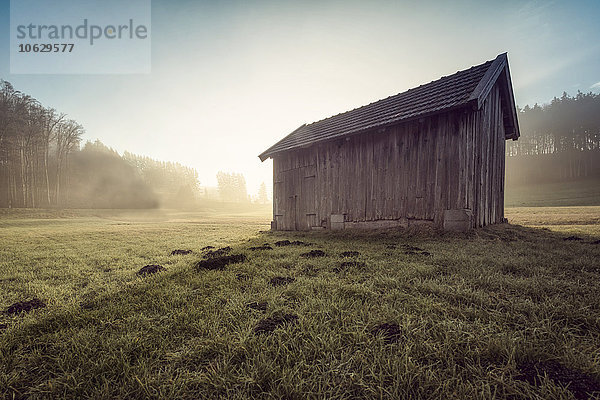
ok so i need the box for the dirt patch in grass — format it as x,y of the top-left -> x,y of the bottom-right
341,261 -> 366,268
204,247 -> 232,258
275,240 -> 310,247
269,276 -> 295,286
340,251 -> 360,257
246,301 -> 268,312
249,244 -> 273,250
405,250 -> 432,256
402,245 -> 424,251
80,301 -> 95,310
334,261 -> 366,273
563,235 -> 583,241
170,249 -> 192,255
5,298 -> 46,315
292,240 -> 310,246
516,360 -> 600,399
195,254 -> 246,271
254,314 -> 298,334
371,322 -> 402,344
394,244 -> 433,256
301,250 -> 326,258
137,264 -> 166,276
501,264 -> 533,277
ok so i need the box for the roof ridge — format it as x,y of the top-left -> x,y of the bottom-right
468,53 -> 508,109
304,58 -> 493,129
258,124 -> 306,161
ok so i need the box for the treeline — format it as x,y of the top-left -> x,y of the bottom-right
213,172 -> 269,204
0,80 -> 83,207
216,172 -> 248,203
0,80 -> 201,208
506,91 -> 600,185
123,151 -> 200,207
68,141 -> 157,208
70,141 -> 201,208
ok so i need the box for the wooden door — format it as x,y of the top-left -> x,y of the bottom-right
296,165 -> 316,230
283,194 -> 296,230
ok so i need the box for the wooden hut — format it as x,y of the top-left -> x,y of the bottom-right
259,53 -> 520,231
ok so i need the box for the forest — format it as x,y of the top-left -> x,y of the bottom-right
506,91 -> 600,185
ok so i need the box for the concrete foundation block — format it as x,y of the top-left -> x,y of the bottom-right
330,214 -> 344,223
330,214 -> 345,230
342,219 -> 413,230
443,209 -> 473,231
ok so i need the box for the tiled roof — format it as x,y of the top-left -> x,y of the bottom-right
259,53 -> 518,161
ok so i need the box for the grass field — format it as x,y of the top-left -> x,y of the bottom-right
505,178 -> 600,208
1,207 -> 599,399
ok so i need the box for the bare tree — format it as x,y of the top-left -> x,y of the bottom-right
0,81 -> 21,207
41,109 -> 65,205
54,119 -> 83,205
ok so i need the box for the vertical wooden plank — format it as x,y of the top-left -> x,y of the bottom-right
425,117 -> 436,220
481,99 -> 486,227
499,110 -> 506,222
341,140 -> 348,220
391,127 -> 400,219
433,114 -> 444,227
490,87 -> 498,224
484,89 -> 492,226
466,111 -> 474,214
376,134 -> 386,219
406,124 -> 415,219
399,124 -> 408,219
415,120 -> 424,219
315,147 -> 321,227
350,138 -> 355,221
476,107 -> 481,226
273,157 -> 280,228
381,133 -> 389,219
365,133 -> 373,220
445,114 -> 455,212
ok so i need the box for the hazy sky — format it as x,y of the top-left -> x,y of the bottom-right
1,0 -> 599,195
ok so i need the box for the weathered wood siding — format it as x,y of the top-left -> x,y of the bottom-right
272,83 -> 507,230
472,83 -> 506,227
